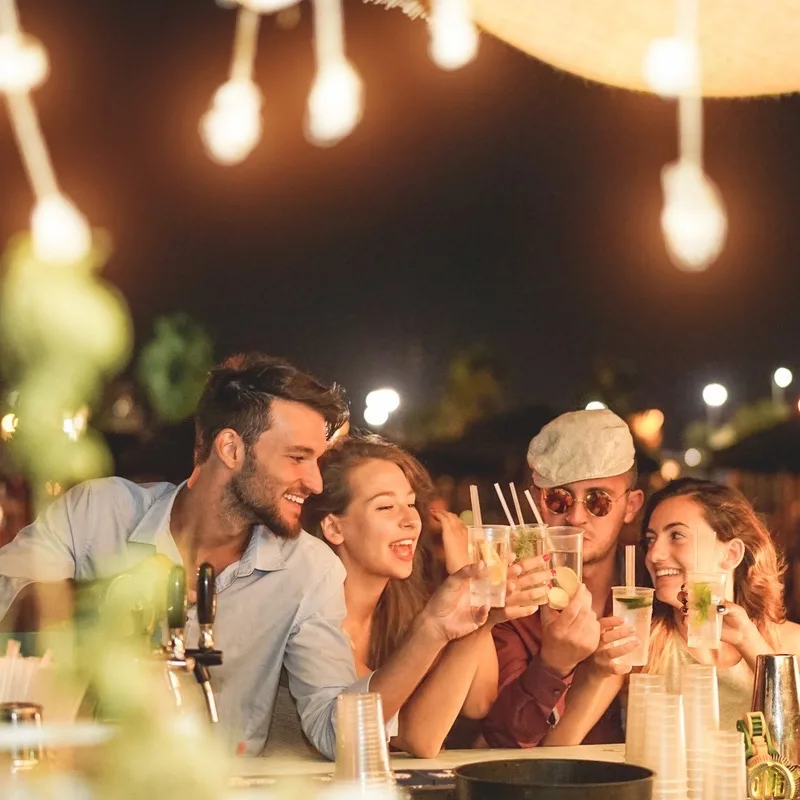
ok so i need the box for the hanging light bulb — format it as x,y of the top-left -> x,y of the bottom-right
31,193 -> 92,265
429,0 -> 478,71
200,79 -> 263,165
0,32 -> 48,92
305,59 -> 363,147
660,159 -> 727,272
306,0 -> 362,147
643,36 -> 698,98
240,0 -> 301,13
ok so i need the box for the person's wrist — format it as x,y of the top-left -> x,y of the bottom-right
540,649 -> 576,680
739,625 -> 772,659
414,608 -> 451,649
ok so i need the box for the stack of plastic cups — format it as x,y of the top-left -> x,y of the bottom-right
626,674 -> 667,767
703,730 -> 747,800
334,693 -> 395,793
643,691 -> 689,800
681,665 -> 720,800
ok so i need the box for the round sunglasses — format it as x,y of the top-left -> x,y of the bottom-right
542,486 -> 631,518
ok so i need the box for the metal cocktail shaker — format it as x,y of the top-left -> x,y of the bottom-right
751,654 -> 800,764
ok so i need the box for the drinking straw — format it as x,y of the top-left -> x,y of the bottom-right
626,544 -> 636,589
493,483 -> 515,527
509,483 -> 525,526
523,489 -> 546,527
469,484 -> 483,527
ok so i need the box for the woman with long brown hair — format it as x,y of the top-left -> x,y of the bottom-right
542,477 -> 800,744
639,477 -> 800,726
299,433 -> 551,757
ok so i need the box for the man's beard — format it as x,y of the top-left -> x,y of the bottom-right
224,453 -> 301,539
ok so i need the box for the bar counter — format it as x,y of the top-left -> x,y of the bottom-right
229,743 -> 625,784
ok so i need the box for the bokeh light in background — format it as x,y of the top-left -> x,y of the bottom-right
684,447 -> 702,467
660,458 -> 681,481
702,382 -> 728,408
585,400 -> 607,411
774,367 -> 793,389
364,387 -> 400,427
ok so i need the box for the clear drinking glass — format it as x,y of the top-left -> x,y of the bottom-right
544,526 -> 583,608
611,586 -> 654,666
467,525 -> 511,608
686,571 -> 727,649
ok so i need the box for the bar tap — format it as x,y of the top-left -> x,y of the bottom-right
186,563 -> 223,724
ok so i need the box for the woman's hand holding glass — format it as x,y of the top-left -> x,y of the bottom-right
591,616 -> 640,676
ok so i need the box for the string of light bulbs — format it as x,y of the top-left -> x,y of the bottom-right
0,0 -> 92,265
201,0 -> 478,164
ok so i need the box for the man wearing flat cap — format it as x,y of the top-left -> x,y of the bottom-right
482,409 -> 644,748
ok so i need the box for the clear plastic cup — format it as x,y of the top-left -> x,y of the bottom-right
643,693 -> 687,786
612,587 -> 654,666
544,527 -> 583,609
467,525 -> 511,608
626,674 -> 666,766
685,572 -> 727,649
334,693 -> 394,788
510,524 -> 545,561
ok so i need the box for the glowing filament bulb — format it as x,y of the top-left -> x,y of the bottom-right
0,32 -> 49,92
429,0 -> 478,71
660,159 -> 727,272
31,194 -> 92,265
306,59 -> 363,147
643,36 -> 698,98
200,79 -> 263,165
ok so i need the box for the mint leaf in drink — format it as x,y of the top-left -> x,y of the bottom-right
692,582 -> 713,622
512,526 -> 543,560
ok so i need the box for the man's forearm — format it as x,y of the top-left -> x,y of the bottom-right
482,656 -> 572,748
368,612 -> 448,722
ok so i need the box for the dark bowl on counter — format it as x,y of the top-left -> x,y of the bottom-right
455,759 -> 653,800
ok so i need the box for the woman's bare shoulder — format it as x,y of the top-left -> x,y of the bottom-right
776,619 -> 800,653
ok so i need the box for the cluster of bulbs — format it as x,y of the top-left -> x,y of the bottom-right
0,0 -> 92,265
200,0 -> 478,165
642,0 -> 727,272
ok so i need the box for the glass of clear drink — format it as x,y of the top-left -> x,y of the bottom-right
611,586 -> 655,666
686,571 -> 727,649
510,524 -> 546,561
468,525 -> 511,608
544,526 -> 583,609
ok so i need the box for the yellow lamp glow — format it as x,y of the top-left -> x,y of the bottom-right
305,60 -> 363,147
0,32 -> 48,92
660,159 -> 727,272
200,79 -> 263,165
470,0 -> 800,97
31,194 -> 92,265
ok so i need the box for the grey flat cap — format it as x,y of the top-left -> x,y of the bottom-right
527,409 -> 635,488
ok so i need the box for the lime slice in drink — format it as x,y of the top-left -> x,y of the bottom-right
553,566 -> 580,599
480,541 -> 506,586
547,586 -> 570,610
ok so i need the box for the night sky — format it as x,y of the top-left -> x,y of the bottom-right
2,0 -> 800,447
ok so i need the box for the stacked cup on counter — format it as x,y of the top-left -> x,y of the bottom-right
702,730 -> 747,800
626,663 -> 746,800
681,664 -> 720,800
625,673 -> 667,768
642,691 -> 689,800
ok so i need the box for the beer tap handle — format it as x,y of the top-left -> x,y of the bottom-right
165,565 -> 187,660
187,562 -> 222,668
197,562 -> 216,650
